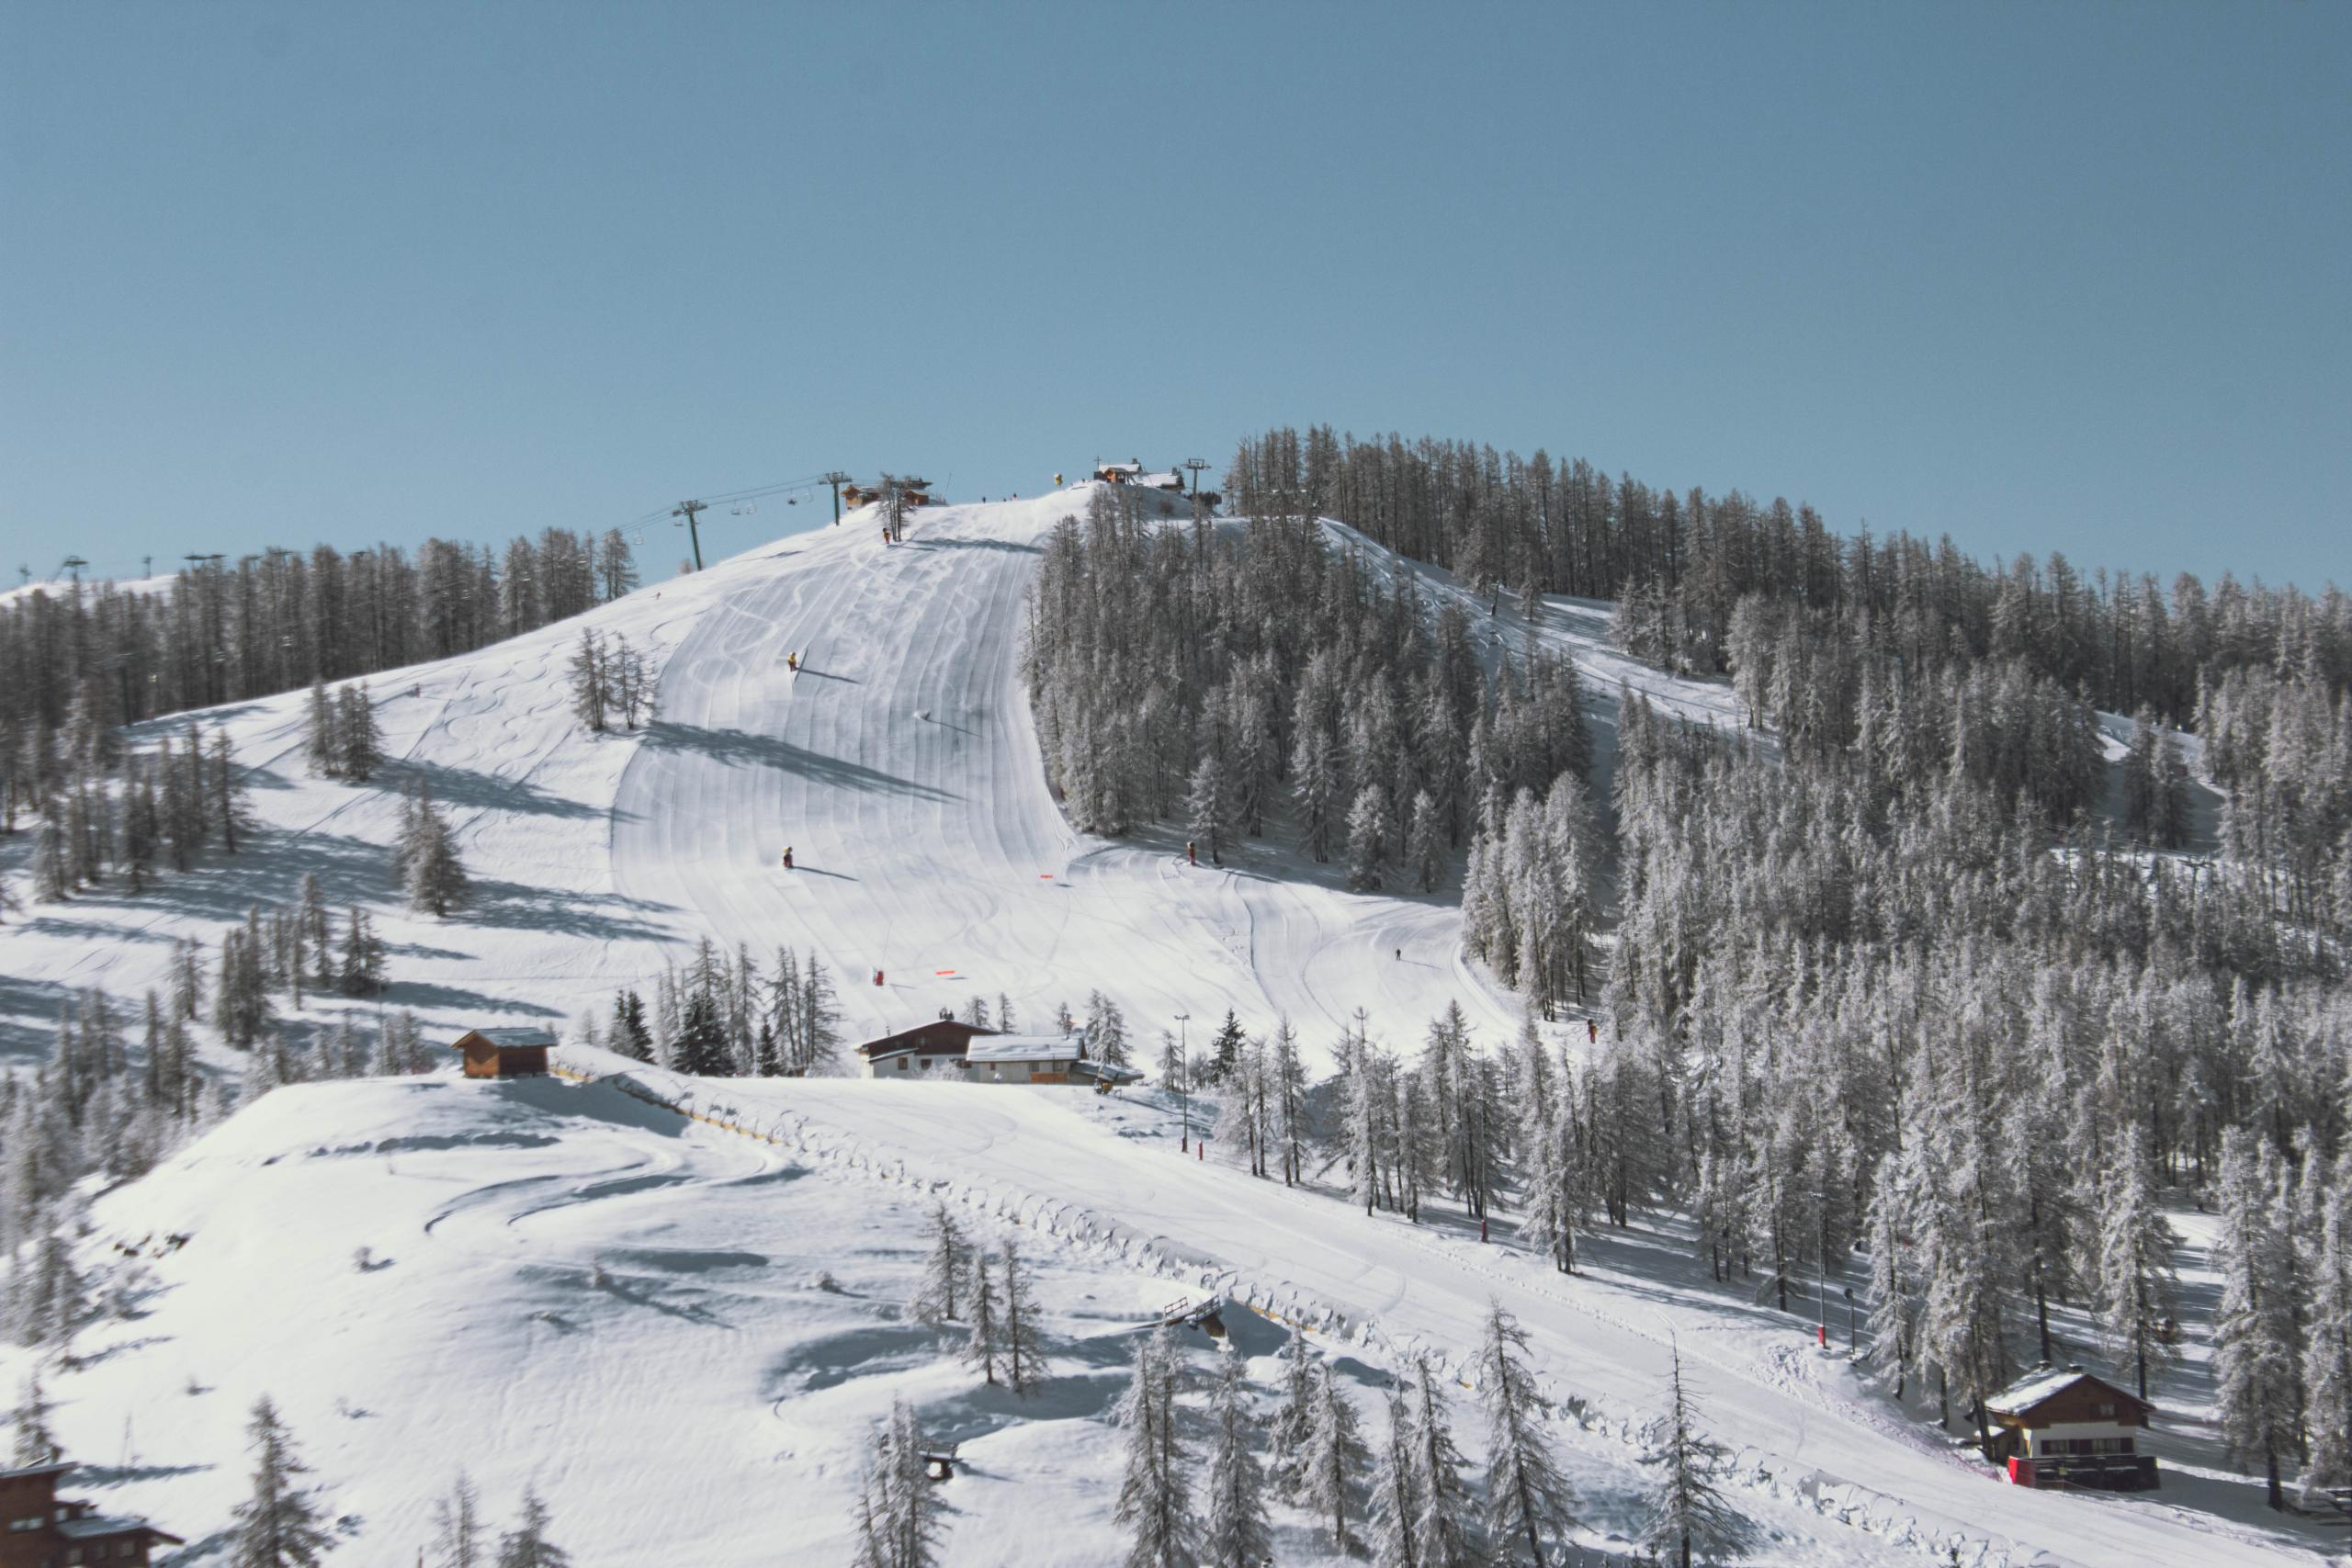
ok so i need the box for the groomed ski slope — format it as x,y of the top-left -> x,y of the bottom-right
6,484 -> 1722,1066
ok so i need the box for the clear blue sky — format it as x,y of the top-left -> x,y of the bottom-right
5,2 -> 2346,590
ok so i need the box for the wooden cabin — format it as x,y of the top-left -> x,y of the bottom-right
1984,1365 -> 2158,1491
1093,459 -> 1144,485
447,1027 -> 557,1079
0,1462 -> 182,1568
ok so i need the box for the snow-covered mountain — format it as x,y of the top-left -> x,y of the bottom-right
0,487 -> 2319,1565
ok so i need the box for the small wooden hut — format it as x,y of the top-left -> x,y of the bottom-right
447,1027 -> 557,1079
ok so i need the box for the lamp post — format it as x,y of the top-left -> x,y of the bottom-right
1844,1285 -> 1857,1356
1175,1012 -> 1191,1154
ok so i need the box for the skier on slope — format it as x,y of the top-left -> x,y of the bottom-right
1186,840 -> 1196,866
787,651 -> 798,672
781,846 -> 794,871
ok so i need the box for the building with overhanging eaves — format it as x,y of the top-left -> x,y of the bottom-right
854,1019 -> 1141,1088
1984,1364 -> 2158,1491
0,1461 -> 182,1567
446,1027 -> 557,1078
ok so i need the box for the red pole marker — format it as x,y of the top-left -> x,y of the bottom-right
1480,1217 -> 1488,1244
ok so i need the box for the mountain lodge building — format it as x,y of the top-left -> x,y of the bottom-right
854,1019 -> 1140,1088
1984,1365 -> 2158,1491
0,1462 -> 182,1567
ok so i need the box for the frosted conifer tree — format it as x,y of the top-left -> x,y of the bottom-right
304,678 -> 336,776
1477,1302 -> 1573,1563
1406,787 -> 1443,892
230,1394 -> 334,1567
1367,1385 -> 1421,1568
2094,1126 -> 2181,1402
1268,1330 -> 1316,1497
1345,783 -> 1390,890
494,1487 -> 571,1568
430,1470 -> 484,1568
397,779 -> 468,917
2301,1206 -> 2352,1506
1639,1340 -> 1750,1568
2213,1130 -> 2301,1510
1000,1240 -> 1048,1396
1113,1328 -> 1193,1568
335,684 -> 379,781
9,1371 -> 58,1465
1201,1351 -> 1271,1568
853,1398 -> 944,1568
1304,1358 -> 1368,1553
1186,754 -> 1232,867
1086,989 -> 1130,1067
963,1247 -> 1001,1386
1407,1354 -> 1478,1568
568,629 -> 607,733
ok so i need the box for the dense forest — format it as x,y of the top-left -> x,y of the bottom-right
0,525 -> 639,823
1076,426 -> 2351,1510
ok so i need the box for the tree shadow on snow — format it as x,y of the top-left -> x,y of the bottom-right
386,758 -> 626,823
640,721 -> 957,803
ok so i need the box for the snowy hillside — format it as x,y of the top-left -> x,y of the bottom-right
15,1065 -> 2002,1566
0,484 -> 1743,1070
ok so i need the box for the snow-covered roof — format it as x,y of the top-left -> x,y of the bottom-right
452,1027 -> 559,1049
57,1515 -> 180,1542
965,1035 -> 1084,1065
1095,460 -> 1143,476
1137,471 -> 1184,490
1985,1365 -> 2138,1417
0,1461 -> 72,1483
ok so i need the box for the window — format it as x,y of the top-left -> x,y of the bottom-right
2097,1402 -> 2116,1417
6,1516 -> 42,1531
895,1058 -> 907,1072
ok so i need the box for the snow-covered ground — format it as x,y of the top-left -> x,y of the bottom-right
27,1069 -> 1951,1565
1,485 -> 1730,1071
0,487 -> 2313,1564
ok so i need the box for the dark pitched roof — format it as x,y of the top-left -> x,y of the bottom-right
449,1027 -> 559,1049
0,1461 -> 74,1483
1985,1364 -> 2151,1420
57,1515 -> 184,1544
854,1020 -> 997,1055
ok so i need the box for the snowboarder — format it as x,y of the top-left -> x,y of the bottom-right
1186,840 -> 1196,866
787,651 -> 798,672
874,968 -> 885,987
1587,1019 -> 1598,1044
781,846 -> 795,871
1396,948 -> 1402,961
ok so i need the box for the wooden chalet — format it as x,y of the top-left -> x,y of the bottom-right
854,1020 -> 1142,1088
1092,459 -> 1145,485
447,1027 -> 557,1079
0,1461 -> 182,1567
1984,1365 -> 2158,1491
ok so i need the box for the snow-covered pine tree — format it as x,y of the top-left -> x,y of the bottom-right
1201,1350 -> 1271,1568
9,1371 -> 58,1465
1407,1354 -> 1478,1568
1406,786 -> 1443,893
568,628 -> 607,733
230,1394 -> 334,1568
494,1486 -> 571,1568
671,993 -> 729,1077
1367,1384 -> 1421,1568
2213,1129 -> 2301,1510
919,1206 -> 975,1330
2094,1124 -> 2182,1402
999,1239 -> 1047,1396
335,684 -> 379,781
397,779 -> 469,917
610,990 -> 652,1062
431,1470 -> 484,1568
1086,989 -> 1130,1068
304,678 -> 336,777
2301,1203 -> 2352,1507
963,1247 -> 1001,1386
1304,1356 -> 1368,1553
1345,782 -> 1390,891
1477,1301 -> 1574,1563
1267,1329 -> 1317,1498
1639,1340 -> 1751,1568
1113,1328 -> 1193,1568
1186,753 -> 1233,867
854,1398 -> 944,1568
1204,1008 -> 1245,1088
